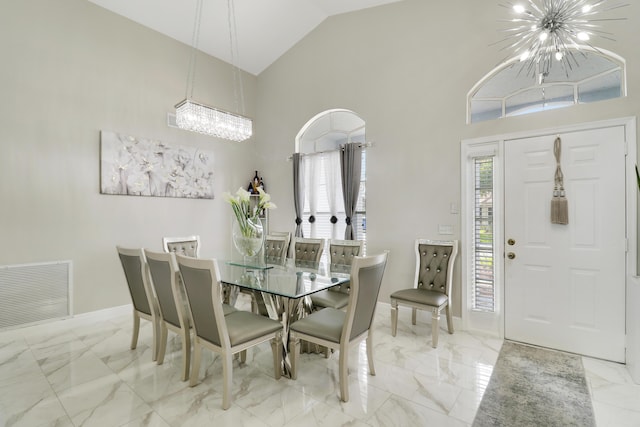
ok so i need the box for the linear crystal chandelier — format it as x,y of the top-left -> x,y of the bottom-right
175,0 -> 252,142
498,0 -> 628,77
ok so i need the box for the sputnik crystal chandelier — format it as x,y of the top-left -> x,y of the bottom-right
175,0 -> 252,142
498,0 -> 628,77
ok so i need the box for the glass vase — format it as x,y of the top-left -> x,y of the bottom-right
232,215 -> 264,258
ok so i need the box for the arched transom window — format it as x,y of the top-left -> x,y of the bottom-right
468,47 -> 626,123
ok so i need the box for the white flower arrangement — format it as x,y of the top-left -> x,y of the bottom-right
223,187 -> 276,238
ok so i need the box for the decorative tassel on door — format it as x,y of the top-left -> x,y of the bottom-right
551,136 -> 568,224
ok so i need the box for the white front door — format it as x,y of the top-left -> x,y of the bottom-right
504,125 -> 626,362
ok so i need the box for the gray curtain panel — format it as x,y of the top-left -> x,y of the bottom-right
340,143 -> 363,240
292,153 -> 305,237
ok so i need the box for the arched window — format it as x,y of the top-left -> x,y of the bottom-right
295,109 -> 367,251
467,47 -> 626,123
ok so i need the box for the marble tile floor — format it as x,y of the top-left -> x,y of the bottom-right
1,298 -> 639,427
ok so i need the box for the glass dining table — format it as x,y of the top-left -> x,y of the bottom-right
217,258 -> 351,378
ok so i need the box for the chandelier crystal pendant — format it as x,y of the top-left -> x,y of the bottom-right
175,0 -> 253,142
498,0 -> 628,77
175,99 -> 252,142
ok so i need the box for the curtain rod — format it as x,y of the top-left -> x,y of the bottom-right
287,141 -> 373,161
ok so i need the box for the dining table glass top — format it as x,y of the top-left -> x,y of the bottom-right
218,258 -> 350,299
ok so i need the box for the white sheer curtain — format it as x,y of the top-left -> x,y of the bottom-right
323,151 -> 341,240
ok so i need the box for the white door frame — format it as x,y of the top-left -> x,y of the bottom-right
461,117 -> 637,349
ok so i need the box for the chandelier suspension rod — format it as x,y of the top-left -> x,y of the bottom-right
186,0 -> 204,101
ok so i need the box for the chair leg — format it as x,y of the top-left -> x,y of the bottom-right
239,350 -> 247,363
151,318 -> 159,362
289,334 -> 300,380
189,342 -> 202,387
339,344 -> 349,402
131,311 -> 140,350
445,305 -> 454,334
222,352 -> 233,410
412,308 -> 417,325
181,329 -> 191,381
390,300 -> 398,337
157,324 -> 168,365
250,295 -> 258,314
366,330 -> 376,376
431,307 -> 440,348
271,333 -> 282,380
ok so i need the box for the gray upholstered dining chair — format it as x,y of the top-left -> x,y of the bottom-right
264,234 -> 289,265
289,251 -> 388,402
175,254 -> 283,410
292,237 -> 325,266
267,230 -> 291,257
310,239 -> 363,310
162,235 -> 201,258
116,246 -> 160,361
390,239 -> 458,348
143,250 -> 194,381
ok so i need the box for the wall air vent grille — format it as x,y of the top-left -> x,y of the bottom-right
0,261 -> 72,329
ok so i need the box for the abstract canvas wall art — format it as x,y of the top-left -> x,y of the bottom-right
100,131 -> 215,199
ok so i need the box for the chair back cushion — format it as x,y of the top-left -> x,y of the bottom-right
294,239 -> 324,263
264,235 -> 288,262
146,256 -> 181,328
117,250 -> 152,315
163,236 -> 200,257
178,263 -> 222,345
348,252 -> 388,340
329,240 -> 362,268
329,240 -> 362,291
416,243 -> 453,295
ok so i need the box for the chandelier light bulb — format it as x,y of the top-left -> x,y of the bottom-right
539,32 -> 548,41
555,51 -> 563,61
577,32 -> 590,41
520,50 -> 531,61
513,4 -> 526,13
582,4 -> 593,13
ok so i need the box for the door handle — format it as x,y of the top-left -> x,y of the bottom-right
507,252 -> 516,259
508,238 -> 516,246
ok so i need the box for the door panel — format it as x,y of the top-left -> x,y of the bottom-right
504,126 -> 626,362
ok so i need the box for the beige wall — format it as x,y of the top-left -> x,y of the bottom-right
0,0 -> 259,314
255,0 -> 640,316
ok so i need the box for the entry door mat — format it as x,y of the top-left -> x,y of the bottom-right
472,341 -> 595,427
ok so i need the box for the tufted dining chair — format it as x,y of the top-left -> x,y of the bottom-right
390,239 -> 458,348
116,246 -> 160,361
267,231 -> 291,258
143,250 -> 195,381
175,254 -> 283,410
311,239 -> 363,310
289,251 -> 389,402
264,234 -> 289,265
162,235 -> 200,258
292,237 -> 325,266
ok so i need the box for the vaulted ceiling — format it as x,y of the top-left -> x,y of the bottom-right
87,0 -> 404,75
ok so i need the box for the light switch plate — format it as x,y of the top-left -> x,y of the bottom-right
438,224 -> 454,235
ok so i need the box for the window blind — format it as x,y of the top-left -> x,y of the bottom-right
472,156 -> 495,312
